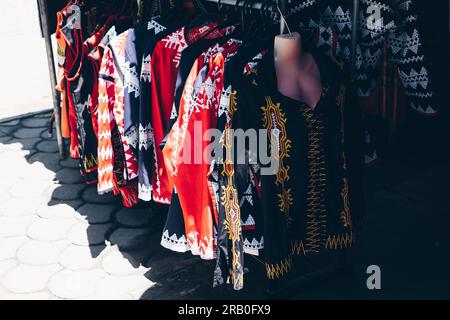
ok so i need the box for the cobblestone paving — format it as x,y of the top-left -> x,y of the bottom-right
1,112 -> 450,300
0,112 -> 222,300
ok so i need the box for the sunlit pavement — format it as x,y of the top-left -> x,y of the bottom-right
0,0 -> 53,120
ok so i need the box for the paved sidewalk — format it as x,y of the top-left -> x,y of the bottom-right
0,112 -> 217,300
0,0 -> 53,120
1,112 -> 450,300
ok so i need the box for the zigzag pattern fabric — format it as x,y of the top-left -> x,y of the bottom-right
288,0 -> 436,115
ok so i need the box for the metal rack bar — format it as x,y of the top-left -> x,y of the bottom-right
37,0 -> 66,159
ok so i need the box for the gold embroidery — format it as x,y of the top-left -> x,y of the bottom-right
266,255 -> 293,280
303,106 -> 327,252
83,154 -> 98,171
278,188 -> 294,214
261,97 -> 293,224
325,232 -> 353,250
340,178 -> 352,228
221,90 -> 243,290
291,240 -> 306,256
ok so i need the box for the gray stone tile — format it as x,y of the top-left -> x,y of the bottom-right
2,264 -> 62,293
17,240 -> 70,266
67,222 -> 112,246
48,269 -> 107,299
51,183 -> 86,201
5,138 -> 40,150
39,129 -> 56,140
101,250 -> 149,276
35,113 -> 53,119
21,117 -> 49,128
0,126 -> 16,136
27,218 -> 78,241
0,119 -> 20,127
28,152 -> 62,172
108,228 -> 152,251
60,158 -> 79,169
0,136 -> 13,144
55,168 -> 84,184
13,128 -> 43,139
36,140 -> 59,153
0,216 -> 37,237
115,208 -> 152,228
76,203 -> 115,224
82,186 -> 117,204
58,244 -> 106,270
0,236 -> 28,261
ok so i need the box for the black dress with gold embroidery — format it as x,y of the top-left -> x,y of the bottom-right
230,48 -> 354,285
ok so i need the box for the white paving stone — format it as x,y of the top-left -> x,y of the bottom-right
17,240 -> 70,266
0,216 -> 37,237
0,197 -> 45,217
0,179 -> 12,197
2,264 -> 62,294
6,138 -> 40,150
0,291 -> 51,300
27,218 -> 78,241
101,250 -> 149,276
0,259 -> 17,278
20,162 -> 56,181
115,208 -> 152,228
10,180 -> 53,199
87,274 -> 154,300
59,244 -> 107,270
48,269 -> 107,299
37,203 -> 77,220
76,203 -> 115,224
0,236 -> 28,261
130,287 -> 150,300
0,142 -> 25,153
67,222 -> 112,246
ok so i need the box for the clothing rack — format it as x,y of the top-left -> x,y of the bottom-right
39,0 -> 360,159
203,0 -> 361,76
37,0 -> 65,159
37,0 -> 154,159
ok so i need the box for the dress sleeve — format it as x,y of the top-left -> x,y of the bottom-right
388,0 -> 435,115
97,48 -> 116,195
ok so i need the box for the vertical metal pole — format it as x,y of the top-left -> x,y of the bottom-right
38,0 -> 66,159
351,0 -> 360,79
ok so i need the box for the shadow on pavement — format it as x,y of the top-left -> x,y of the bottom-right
1,110 -> 450,299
